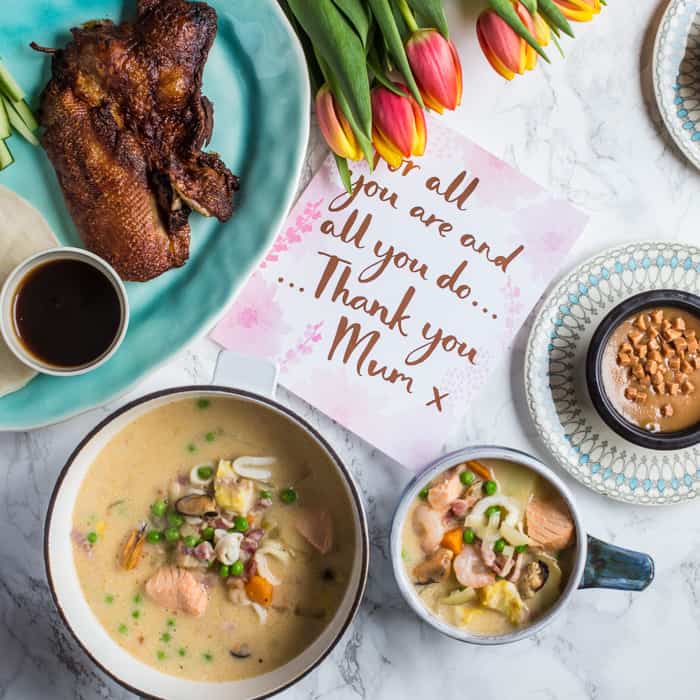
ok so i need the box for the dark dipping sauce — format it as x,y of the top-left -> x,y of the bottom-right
13,259 -> 121,368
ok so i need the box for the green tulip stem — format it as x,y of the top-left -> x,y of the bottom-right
395,0 -> 418,33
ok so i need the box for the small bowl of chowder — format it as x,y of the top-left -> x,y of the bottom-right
46,384 -> 368,700
586,290 -> 700,450
390,446 -> 654,645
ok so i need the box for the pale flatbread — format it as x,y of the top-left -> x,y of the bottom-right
0,185 -> 59,398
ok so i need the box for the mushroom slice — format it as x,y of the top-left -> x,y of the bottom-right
175,494 -> 218,518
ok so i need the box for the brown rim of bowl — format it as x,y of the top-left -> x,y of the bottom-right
586,289 -> 700,450
43,385 -> 370,700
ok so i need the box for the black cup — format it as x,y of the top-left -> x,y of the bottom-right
586,289 -> 700,450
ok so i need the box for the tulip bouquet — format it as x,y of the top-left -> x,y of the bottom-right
476,0 -> 606,80
280,0 -> 462,191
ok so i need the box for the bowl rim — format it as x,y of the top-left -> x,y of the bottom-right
44,384 -> 370,700
389,445 -> 587,646
0,246 -> 130,376
585,289 -> 700,450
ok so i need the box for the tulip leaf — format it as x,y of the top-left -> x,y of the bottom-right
367,50 -> 404,96
488,0 -> 549,62
315,50 -> 375,166
537,0 -> 574,38
406,0 -> 449,38
287,0 -> 372,139
333,153 -> 353,194
520,0 -> 537,16
279,0 -> 325,92
332,0 -> 370,46
366,0 -> 424,107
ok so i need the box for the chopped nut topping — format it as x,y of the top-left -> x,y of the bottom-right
661,404 -> 674,417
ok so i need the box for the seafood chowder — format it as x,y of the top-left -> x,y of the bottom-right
71,397 -> 355,682
402,459 -> 575,636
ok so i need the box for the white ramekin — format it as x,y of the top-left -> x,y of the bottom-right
0,247 -> 129,376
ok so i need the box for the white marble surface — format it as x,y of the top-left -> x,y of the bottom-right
2,1 -> 700,698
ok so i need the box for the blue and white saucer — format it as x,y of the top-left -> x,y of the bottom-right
654,0 -> 700,171
525,241 -> 700,505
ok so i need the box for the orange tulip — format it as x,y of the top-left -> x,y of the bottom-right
371,84 -> 426,168
405,29 -> 463,114
315,84 -> 363,161
476,2 -> 544,80
552,0 -> 601,22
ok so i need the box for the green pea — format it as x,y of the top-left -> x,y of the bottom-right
157,650 -> 166,661
167,618 -> 176,628
260,490 -> 273,500
133,594 -> 142,604
205,432 -> 216,443
118,623 -> 128,635
462,528 -> 476,545
219,564 -> 230,578
164,527 -> 181,542
187,443 -> 197,453
86,531 -> 98,544
515,544 -> 528,554
459,470 -> 475,486
230,560 -> 244,576
196,398 -> 210,409
183,535 -> 199,548
485,505 -> 501,518
146,530 -> 163,544
418,486 -> 430,500
131,610 -> 140,619
280,487 -> 297,504
197,465 -> 213,480
104,594 -> 114,604
178,647 -> 187,657
493,538 -> 506,554
202,651 -> 213,663
201,527 -> 215,541
160,632 -> 171,643
151,500 -> 167,518
483,480 -> 497,496
233,516 -> 249,532
167,512 -> 184,528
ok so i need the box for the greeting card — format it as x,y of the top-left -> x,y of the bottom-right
211,121 -> 588,468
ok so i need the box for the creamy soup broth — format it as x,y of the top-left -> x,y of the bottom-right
402,459 -> 575,636
72,396 -> 355,682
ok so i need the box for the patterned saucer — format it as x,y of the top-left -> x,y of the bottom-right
525,241 -> 700,506
653,0 -> 700,171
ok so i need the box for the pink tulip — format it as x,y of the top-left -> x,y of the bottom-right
476,2 -> 541,80
371,84 -> 426,168
315,84 -> 363,161
405,29 -> 463,114
552,0 -> 601,22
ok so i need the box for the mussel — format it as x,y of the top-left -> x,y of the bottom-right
175,494 -> 218,518
229,643 -> 251,659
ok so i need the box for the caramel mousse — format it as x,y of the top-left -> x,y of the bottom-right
601,307 -> 700,433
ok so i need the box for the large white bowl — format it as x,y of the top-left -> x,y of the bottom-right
45,384 -> 369,699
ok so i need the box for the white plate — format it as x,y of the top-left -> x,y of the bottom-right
653,0 -> 700,171
525,241 -> 700,505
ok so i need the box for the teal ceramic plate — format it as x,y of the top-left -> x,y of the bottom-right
0,0 -> 309,430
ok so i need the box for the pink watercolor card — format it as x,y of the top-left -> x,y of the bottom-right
211,120 -> 588,469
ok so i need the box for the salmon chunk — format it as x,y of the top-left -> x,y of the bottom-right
295,507 -> 334,554
525,498 -> 575,551
145,565 -> 209,617
427,467 -> 463,512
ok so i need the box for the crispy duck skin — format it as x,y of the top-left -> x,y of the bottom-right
36,0 -> 238,281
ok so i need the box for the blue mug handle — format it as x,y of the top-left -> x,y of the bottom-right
579,535 -> 655,591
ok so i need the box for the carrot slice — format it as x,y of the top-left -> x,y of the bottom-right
440,527 -> 464,555
466,460 -> 492,481
245,575 -> 273,607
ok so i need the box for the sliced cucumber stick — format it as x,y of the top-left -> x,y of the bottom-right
3,97 -> 39,146
0,99 -> 10,140
0,139 -> 14,170
11,98 -> 38,131
0,62 -> 24,103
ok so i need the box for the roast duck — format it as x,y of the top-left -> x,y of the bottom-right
33,0 -> 238,281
